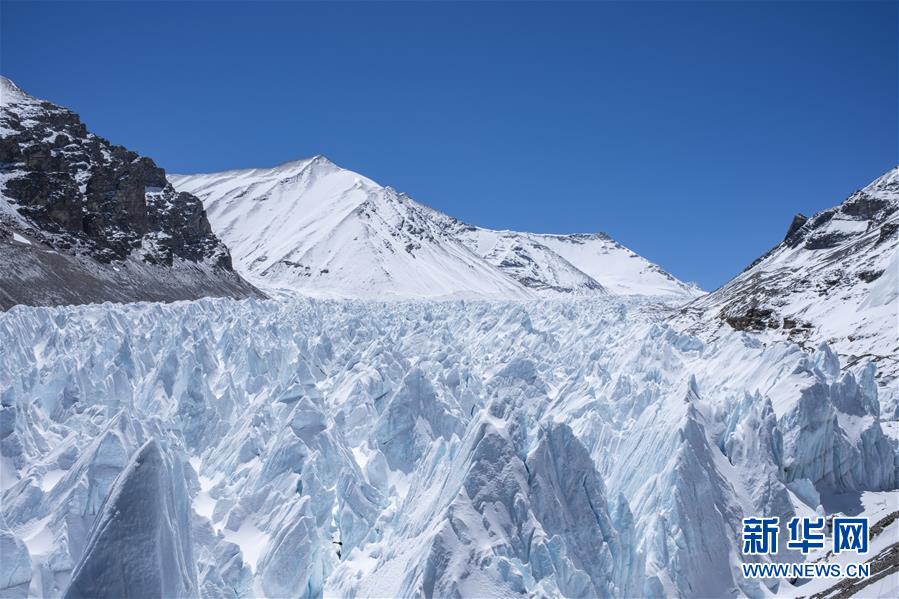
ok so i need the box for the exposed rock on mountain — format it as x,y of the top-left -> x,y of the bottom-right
678,167 -> 898,410
0,77 -> 260,309
1,75 -> 895,599
783,213 -> 809,241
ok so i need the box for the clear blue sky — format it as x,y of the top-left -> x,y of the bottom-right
1,1 -> 896,290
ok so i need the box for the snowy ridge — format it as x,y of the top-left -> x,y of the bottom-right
1,297 -> 894,597
677,166 -> 899,415
170,156 -> 530,300
170,158 -> 701,300
3,76 -> 896,599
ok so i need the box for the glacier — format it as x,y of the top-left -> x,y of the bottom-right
64,439 -> 197,599
1,296 -> 895,598
2,57 -> 896,599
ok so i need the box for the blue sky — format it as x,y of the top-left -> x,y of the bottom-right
1,1 -> 896,290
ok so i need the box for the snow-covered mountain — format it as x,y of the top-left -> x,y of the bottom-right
678,167 -> 899,413
1,298 -> 895,597
2,78 -> 895,599
0,77 -> 260,308
170,157 -> 701,300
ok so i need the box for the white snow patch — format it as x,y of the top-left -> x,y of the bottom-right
222,521 -> 270,573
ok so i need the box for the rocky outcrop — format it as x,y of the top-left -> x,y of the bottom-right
783,212 -> 809,242
0,76 -> 261,308
678,167 -> 899,409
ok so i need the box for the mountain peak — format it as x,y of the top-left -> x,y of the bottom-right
179,154 -> 346,182
0,75 -> 34,107
273,153 -> 335,172
683,166 -> 898,388
171,157 -> 702,300
863,165 -> 899,196
0,75 -> 22,93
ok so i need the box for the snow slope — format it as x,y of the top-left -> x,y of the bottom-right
170,158 -> 701,300
677,167 -> 899,414
169,157 -> 529,300
457,228 -> 699,297
1,297 -> 894,597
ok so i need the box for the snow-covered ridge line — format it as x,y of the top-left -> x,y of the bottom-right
676,165 -> 899,415
170,157 -> 702,301
1,296 -> 894,597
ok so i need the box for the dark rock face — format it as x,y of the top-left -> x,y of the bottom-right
0,82 -> 229,268
679,166 -> 898,390
858,269 -> 884,283
803,230 -> 854,250
876,222 -> 897,246
724,306 -> 777,332
0,77 -> 260,308
783,213 -> 808,242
